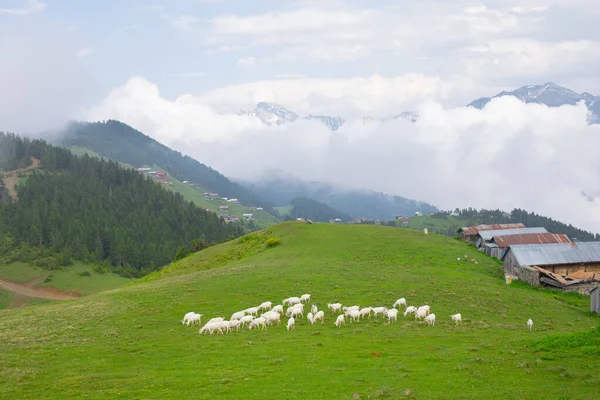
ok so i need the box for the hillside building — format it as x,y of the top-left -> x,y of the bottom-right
457,223 -> 526,243
485,233 -> 570,259
475,227 -> 548,250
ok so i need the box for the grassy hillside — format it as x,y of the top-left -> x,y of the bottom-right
1,223 -> 598,399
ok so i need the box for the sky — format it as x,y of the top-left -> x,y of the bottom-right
3,0 -> 600,232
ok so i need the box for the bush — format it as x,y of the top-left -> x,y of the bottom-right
92,264 -> 106,274
265,238 -> 281,248
43,275 -> 53,283
78,271 -> 91,277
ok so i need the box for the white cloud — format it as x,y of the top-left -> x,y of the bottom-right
76,47 -> 94,59
83,76 -> 600,233
168,14 -> 200,30
169,71 -> 205,77
237,56 -> 256,67
0,0 -> 45,15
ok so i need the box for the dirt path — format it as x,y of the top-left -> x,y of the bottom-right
1,157 -> 40,200
0,276 -> 80,301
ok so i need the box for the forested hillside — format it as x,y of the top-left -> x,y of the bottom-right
0,132 -> 243,277
284,197 -> 354,222
58,120 -> 273,211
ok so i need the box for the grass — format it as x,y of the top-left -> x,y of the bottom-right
0,261 -> 132,295
0,289 -> 51,310
274,205 -> 293,216
0,222 -> 599,399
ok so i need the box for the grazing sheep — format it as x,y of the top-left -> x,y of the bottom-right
307,312 -> 315,325
287,317 -> 296,331
258,301 -> 273,311
424,313 -> 436,326
371,307 -> 388,319
404,306 -> 417,317
227,319 -> 241,332
272,304 -> 284,314
231,311 -> 246,321
263,311 -> 281,326
334,314 -> 345,328
182,312 -> 197,325
186,313 -> 203,326
245,307 -> 259,316
206,317 -> 224,325
239,315 -> 254,326
417,305 -> 431,316
327,303 -> 343,313
300,294 -> 311,303
451,313 -> 462,325
286,304 -> 304,317
283,297 -> 301,306
359,307 -> 372,320
249,317 -> 267,330
527,318 -> 533,331
385,308 -> 398,323
343,305 -> 360,312
414,308 -> 427,320
313,311 -> 325,324
346,309 -> 360,323
311,304 -> 318,315
291,307 -> 304,319
199,322 -> 223,335
393,298 -> 407,309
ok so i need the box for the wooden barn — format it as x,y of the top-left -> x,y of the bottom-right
485,233 -> 570,259
591,286 -> 600,315
457,223 -> 525,243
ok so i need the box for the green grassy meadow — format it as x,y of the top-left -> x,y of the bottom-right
1,223 -> 598,399
0,261 -> 132,295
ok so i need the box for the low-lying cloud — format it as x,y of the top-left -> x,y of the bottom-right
84,76 -> 600,233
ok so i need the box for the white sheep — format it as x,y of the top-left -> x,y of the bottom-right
231,311 -> 246,321
346,309 -> 360,323
258,301 -> 273,311
227,319 -> 241,332
287,317 -> 295,331
263,311 -> 281,326
249,317 -> 267,330
245,307 -> 259,316
307,312 -> 315,325
239,315 -> 254,326
181,311 -> 196,325
334,314 -> 345,328
206,317 -> 224,325
404,306 -> 417,317
313,310 -> 325,324
414,308 -> 427,320
359,307 -> 372,320
527,318 -> 533,331
417,305 -> 431,316
385,308 -> 398,323
290,307 -> 304,319
199,322 -> 223,335
272,304 -> 284,314
371,307 -> 388,319
451,313 -> 462,325
186,313 -> 203,326
300,294 -> 311,303
327,303 -> 343,313
311,304 -> 318,315
283,297 -> 301,306
424,313 -> 436,326
393,298 -> 407,309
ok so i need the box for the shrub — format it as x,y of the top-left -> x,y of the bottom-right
78,271 -> 91,277
265,238 -> 281,248
43,275 -> 53,283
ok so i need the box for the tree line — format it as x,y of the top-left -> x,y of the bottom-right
0,132 -> 244,277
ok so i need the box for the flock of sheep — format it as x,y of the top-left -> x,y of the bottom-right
180,293 -> 484,336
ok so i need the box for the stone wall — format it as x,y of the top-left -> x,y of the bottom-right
517,265 -> 540,286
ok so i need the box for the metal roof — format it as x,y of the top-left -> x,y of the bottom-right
478,227 -> 548,241
458,223 -> 525,236
503,242 -> 600,265
491,233 -> 570,248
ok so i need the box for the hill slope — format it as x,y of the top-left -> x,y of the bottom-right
1,223 -> 598,399
57,120 -> 274,211
277,197 -> 354,222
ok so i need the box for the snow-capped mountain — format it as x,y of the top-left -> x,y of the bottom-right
303,115 -> 346,131
239,102 -> 299,126
394,111 -> 419,123
468,82 -> 600,122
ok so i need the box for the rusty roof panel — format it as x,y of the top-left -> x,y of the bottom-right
505,242 -> 600,265
458,223 -> 526,236
491,233 -> 570,248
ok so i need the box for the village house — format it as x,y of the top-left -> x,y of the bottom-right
485,233 -> 571,259
475,227 -> 548,250
503,242 -> 600,293
242,213 -> 254,221
457,223 -> 526,243
218,205 -> 229,212
227,198 -> 239,204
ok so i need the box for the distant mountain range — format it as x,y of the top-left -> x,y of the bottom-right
236,82 -> 599,130
468,82 -> 600,123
